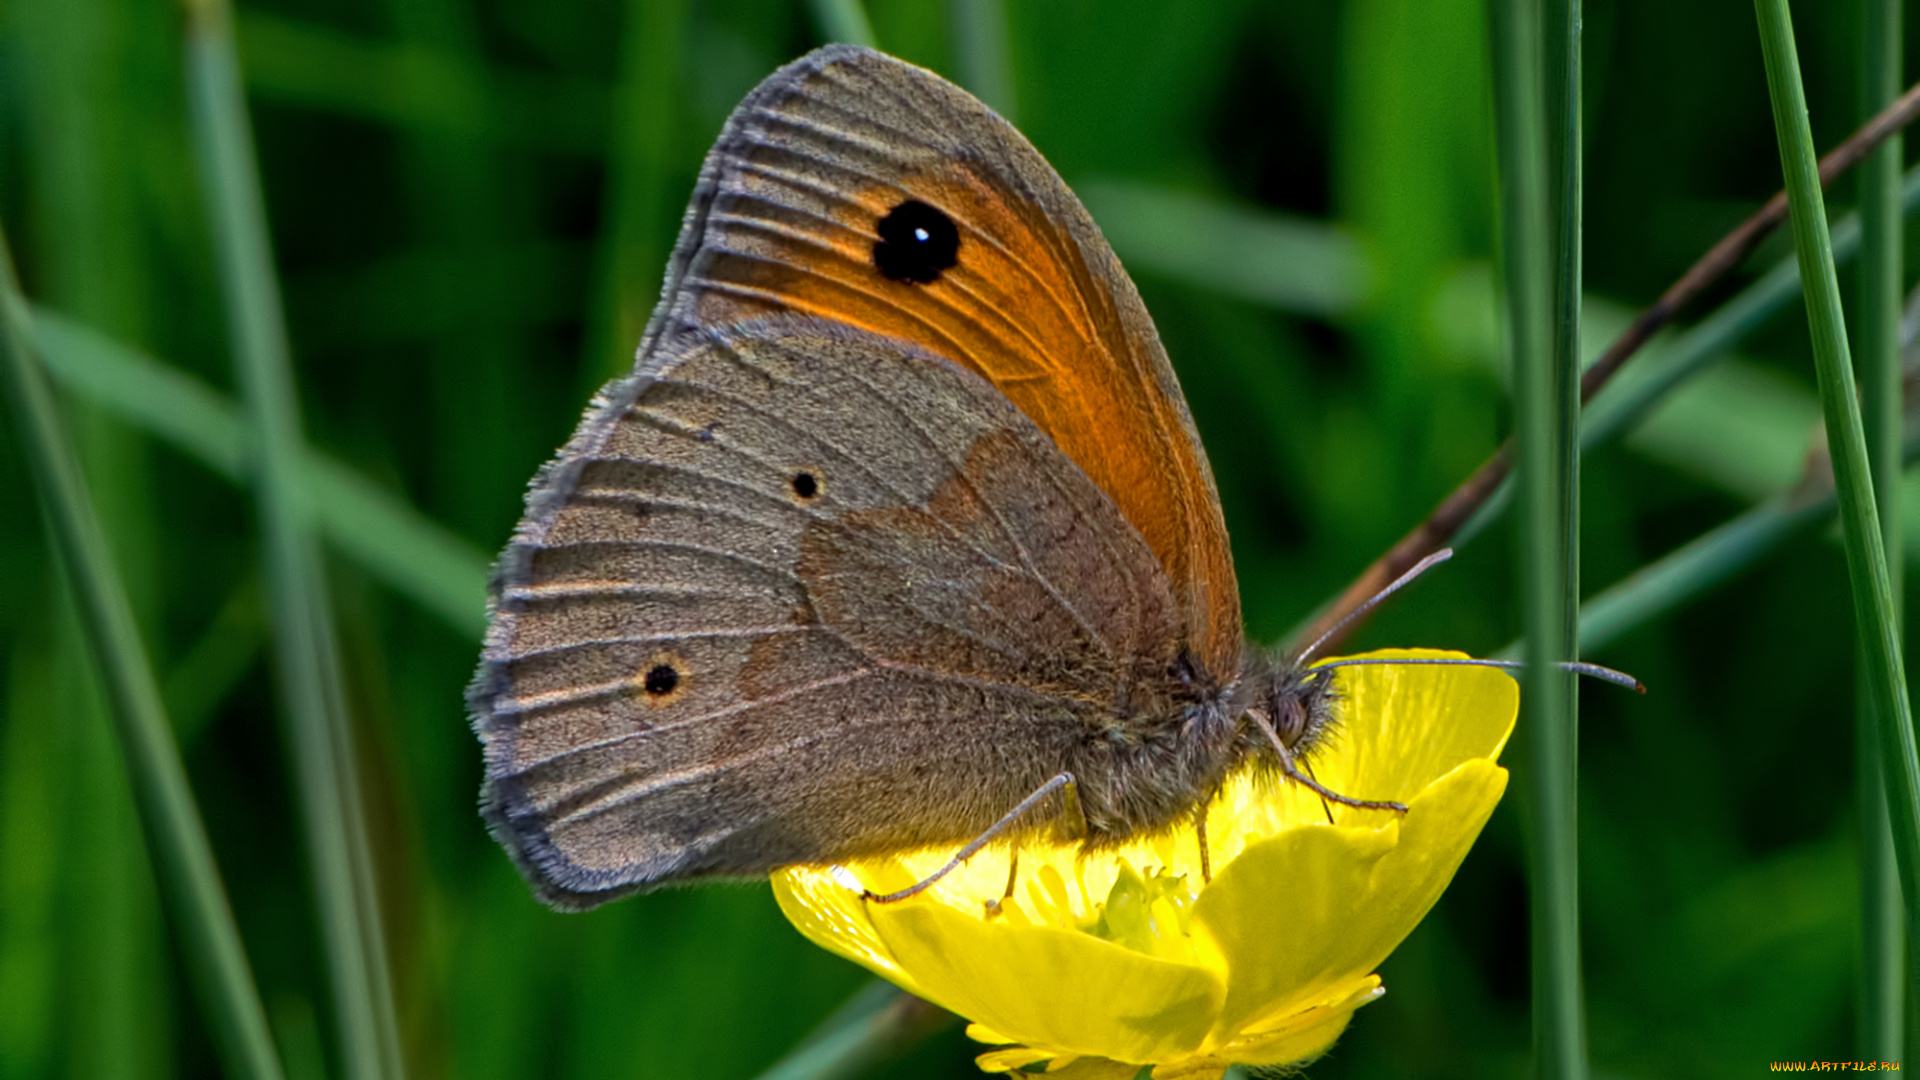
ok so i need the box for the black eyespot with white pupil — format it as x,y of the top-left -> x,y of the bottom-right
872,200 -> 959,284
644,664 -> 679,696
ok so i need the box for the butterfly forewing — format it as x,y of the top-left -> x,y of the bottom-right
655,46 -> 1241,675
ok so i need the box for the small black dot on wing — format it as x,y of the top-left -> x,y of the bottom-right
643,664 -> 679,696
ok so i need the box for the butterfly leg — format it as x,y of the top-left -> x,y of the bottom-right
1249,709 -> 1409,813
864,773 -> 1077,904
1061,772 -> 1090,839
1278,743 -> 1407,813
1300,759 -> 1337,823
1193,803 -> 1212,885
984,849 -> 1021,918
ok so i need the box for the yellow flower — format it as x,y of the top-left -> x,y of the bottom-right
773,649 -> 1518,1079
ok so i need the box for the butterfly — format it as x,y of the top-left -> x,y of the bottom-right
471,44 -> 1412,910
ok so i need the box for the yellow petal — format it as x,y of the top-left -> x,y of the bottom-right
966,1022 -> 1017,1046
1147,1061 -> 1230,1080
1217,977 -> 1380,1066
1045,1058 -> 1160,1080
771,866 -> 931,1000
974,1046 -> 1058,1072
772,652 -> 1518,1076
1205,652 -> 1516,846
1195,760 -> 1508,1040
866,897 -> 1225,1065
1320,650 -> 1517,799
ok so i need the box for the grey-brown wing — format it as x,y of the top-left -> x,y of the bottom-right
469,319 -> 1184,908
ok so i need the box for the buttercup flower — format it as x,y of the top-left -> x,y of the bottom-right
773,649 -> 1517,1079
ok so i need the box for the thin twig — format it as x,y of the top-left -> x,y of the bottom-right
1295,75 -> 1920,656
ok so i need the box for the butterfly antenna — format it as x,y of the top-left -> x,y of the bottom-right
1300,759 -> 1336,824
1309,655 -> 1646,693
1297,548 -> 1456,663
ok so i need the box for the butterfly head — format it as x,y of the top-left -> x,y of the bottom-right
1235,650 -> 1340,765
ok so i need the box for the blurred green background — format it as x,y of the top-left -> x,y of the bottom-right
0,0 -> 1913,1077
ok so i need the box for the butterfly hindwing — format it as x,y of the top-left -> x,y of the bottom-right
472,321 -> 1186,907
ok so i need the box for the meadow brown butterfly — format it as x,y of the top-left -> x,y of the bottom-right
471,44 -> 1421,910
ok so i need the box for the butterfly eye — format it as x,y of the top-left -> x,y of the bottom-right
872,199 -> 959,284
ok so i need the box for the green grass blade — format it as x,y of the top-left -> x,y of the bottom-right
180,2 -> 405,1077
235,10 -> 609,154
750,982 -> 955,1080
1528,470 -> 1920,660
1548,0 -> 1584,726
1856,0 -> 1910,1056
29,308 -> 488,638
1450,163 -> 1920,554
1754,0 -> 1920,939
162,574 -> 266,748
809,0 -> 876,47
30,309 -> 246,476
309,455 -> 489,639
1525,295 -> 1920,659
1078,180 -> 1368,316
1575,491 -> 1831,655
1494,0 -> 1588,1074
1580,167 -> 1920,453
0,223 -> 286,1080
947,0 -> 1016,122
580,0 -> 688,386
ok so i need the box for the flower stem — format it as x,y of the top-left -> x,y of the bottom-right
1754,0 -> 1920,945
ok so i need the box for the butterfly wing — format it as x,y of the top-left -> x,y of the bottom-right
472,320 -> 1191,907
650,45 -> 1240,675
